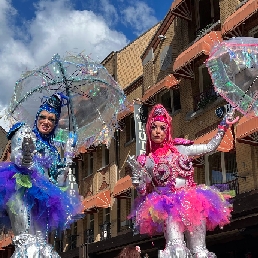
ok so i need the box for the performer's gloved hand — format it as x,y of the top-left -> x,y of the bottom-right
218,109 -> 239,132
127,155 -> 141,186
126,155 -> 151,186
21,127 -> 36,168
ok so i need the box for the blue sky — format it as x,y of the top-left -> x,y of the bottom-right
11,0 -> 171,41
0,0 -> 172,129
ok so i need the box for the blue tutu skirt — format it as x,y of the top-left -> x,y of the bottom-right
0,162 -> 82,232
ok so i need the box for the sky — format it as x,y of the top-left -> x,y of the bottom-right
0,0 -> 172,130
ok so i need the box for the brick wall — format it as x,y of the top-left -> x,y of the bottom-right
0,127 -> 7,159
71,0 -> 258,252
219,0 -> 241,25
116,24 -> 160,89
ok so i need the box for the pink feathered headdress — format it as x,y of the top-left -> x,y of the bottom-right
146,104 -> 173,155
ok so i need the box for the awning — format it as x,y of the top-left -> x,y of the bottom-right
236,113 -> 258,145
170,0 -> 191,20
173,31 -> 222,78
113,175 -> 133,198
117,104 -> 134,121
142,74 -> 180,101
82,190 -> 111,213
194,127 -> 234,152
222,0 -> 258,35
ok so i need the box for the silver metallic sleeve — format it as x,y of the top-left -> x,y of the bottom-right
176,129 -> 225,157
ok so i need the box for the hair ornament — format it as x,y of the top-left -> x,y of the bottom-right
153,106 -> 167,116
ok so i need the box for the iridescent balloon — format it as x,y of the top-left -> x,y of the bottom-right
7,54 -> 126,149
206,37 -> 258,116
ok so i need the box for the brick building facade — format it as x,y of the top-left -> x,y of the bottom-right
58,1 -> 258,257
58,1 -> 258,258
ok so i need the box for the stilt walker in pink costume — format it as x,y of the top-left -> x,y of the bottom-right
127,104 -> 238,258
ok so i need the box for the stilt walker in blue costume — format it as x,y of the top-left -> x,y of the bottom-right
0,93 -> 82,257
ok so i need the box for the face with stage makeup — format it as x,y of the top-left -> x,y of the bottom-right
36,110 -> 56,135
150,121 -> 167,144
145,104 -> 173,154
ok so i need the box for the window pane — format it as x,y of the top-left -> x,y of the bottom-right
117,199 -> 121,232
105,207 -> 110,223
208,152 -> 222,184
90,214 -> 94,229
161,91 -> 172,113
173,88 -> 181,111
89,153 -> 93,175
253,31 -> 258,38
202,67 -> 213,92
104,146 -> 109,166
199,0 -> 212,29
130,116 -> 136,140
224,152 -> 237,182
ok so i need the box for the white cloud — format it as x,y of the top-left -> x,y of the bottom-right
121,1 -> 158,36
0,0 -> 128,112
99,0 -> 119,26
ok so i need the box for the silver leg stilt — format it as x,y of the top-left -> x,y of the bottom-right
185,221 -> 216,258
6,195 -> 30,235
11,231 -> 61,258
7,195 -> 60,257
159,216 -> 192,258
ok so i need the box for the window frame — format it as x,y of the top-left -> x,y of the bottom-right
195,0 -> 217,30
158,88 -> 181,115
125,114 -> 136,143
248,25 -> 258,38
87,153 -> 94,176
104,207 -> 110,223
102,144 -> 109,167
204,151 -> 237,185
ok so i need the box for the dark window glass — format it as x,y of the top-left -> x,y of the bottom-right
199,0 -> 212,29
173,88 -> 181,111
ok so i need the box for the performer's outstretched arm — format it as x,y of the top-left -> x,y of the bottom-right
176,128 -> 225,157
176,110 -> 238,157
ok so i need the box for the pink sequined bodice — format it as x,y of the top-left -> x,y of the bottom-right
138,150 -> 196,191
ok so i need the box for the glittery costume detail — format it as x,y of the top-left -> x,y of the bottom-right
128,104 -> 232,258
0,93 -> 82,258
11,232 -> 60,258
7,122 -> 25,140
